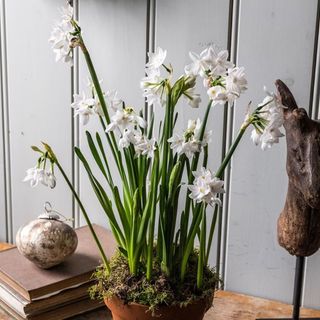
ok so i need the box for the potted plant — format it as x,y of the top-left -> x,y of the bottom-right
24,4 -> 285,320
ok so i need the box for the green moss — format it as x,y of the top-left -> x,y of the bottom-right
89,250 -> 220,312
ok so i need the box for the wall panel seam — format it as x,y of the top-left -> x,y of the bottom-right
0,0 -> 12,243
310,0 -> 320,120
70,0 -> 80,228
145,0 -> 156,120
219,0 -> 240,286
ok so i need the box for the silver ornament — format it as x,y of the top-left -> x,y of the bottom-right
16,202 -> 78,269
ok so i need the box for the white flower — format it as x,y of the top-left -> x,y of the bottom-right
185,51 -> 209,76
168,133 -> 185,155
119,129 -> 142,148
168,119 -> 211,159
135,137 -> 156,158
183,87 -> 201,108
59,3 -> 74,21
202,47 -> 233,76
49,21 -> 74,65
181,141 -> 201,159
46,172 -> 57,189
105,107 -> 146,133
251,92 -> 285,150
226,67 -> 248,95
71,93 -> 97,125
146,47 -> 167,70
105,90 -> 123,111
23,168 -> 56,189
185,46 -> 233,77
49,4 -> 75,65
141,68 -> 165,107
188,168 -> 225,206
207,86 -> 229,105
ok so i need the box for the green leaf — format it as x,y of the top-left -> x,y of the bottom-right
170,76 -> 185,107
31,146 -> 42,153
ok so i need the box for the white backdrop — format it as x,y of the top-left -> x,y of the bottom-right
0,0 -> 320,309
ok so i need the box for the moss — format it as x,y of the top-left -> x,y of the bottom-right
89,250 -> 220,312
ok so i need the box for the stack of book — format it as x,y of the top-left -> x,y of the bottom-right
0,224 -> 115,319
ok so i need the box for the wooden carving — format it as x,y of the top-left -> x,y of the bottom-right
276,79 -> 320,257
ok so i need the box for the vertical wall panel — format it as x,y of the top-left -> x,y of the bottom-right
225,0 -> 318,303
5,0 -> 73,238
0,0 -> 7,241
156,0 -> 231,266
78,0 -> 147,227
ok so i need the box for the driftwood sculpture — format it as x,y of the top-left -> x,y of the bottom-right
276,79 -> 320,257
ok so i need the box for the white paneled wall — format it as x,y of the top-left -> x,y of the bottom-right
225,0 -> 319,304
3,0 -> 73,239
0,0 -> 320,308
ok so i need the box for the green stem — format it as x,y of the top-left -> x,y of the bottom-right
205,205 -> 218,265
215,126 -> 247,179
197,206 -> 206,289
55,159 -> 110,273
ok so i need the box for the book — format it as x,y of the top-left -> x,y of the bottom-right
0,224 -> 115,301
0,280 -> 94,316
0,296 -> 107,320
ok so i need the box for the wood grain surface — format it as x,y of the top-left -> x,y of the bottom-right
0,244 -> 13,252
1,289 -> 320,319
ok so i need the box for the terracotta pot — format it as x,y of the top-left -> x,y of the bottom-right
104,294 -> 213,320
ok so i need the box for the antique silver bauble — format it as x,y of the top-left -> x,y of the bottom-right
16,203 -> 78,269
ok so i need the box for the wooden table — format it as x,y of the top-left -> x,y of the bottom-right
1,289 -> 320,319
1,243 -> 320,319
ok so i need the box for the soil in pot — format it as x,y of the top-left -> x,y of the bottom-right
90,251 -> 219,320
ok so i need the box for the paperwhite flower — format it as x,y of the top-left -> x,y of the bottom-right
201,47 -> 233,76
225,67 -> 248,95
23,168 -> 56,189
59,3 -> 74,21
181,141 -> 201,159
49,3 -> 75,65
71,93 -> 98,125
105,90 -> 123,111
141,69 -> 165,107
185,46 -> 233,77
192,119 -> 212,146
119,129 -> 142,148
188,168 -> 225,206
185,51 -> 209,77
251,92 -> 285,150
168,119 -> 211,159
183,87 -> 201,108
167,133 -> 185,155
46,172 -> 57,189
135,137 -> 157,158
146,47 -> 167,70
207,86 -> 229,105
105,107 -> 146,133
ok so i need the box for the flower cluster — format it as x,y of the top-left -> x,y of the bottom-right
185,46 -> 247,105
140,47 -> 168,107
250,88 -> 284,150
49,3 -> 76,65
188,168 -> 225,206
71,92 -> 101,125
105,101 -> 156,158
141,48 -> 201,108
23,167 -> 56,189
168,119 -> 211,159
